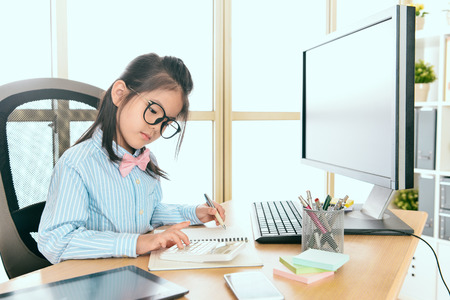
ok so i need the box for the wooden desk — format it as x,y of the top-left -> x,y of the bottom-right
0,201 -> 426,300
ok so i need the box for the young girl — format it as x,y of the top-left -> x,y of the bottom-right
38,53 -> 225,264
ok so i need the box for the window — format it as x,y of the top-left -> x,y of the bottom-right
231,0 -> 327,201
65,0 -> 215,203
1,1 -> 337,205
0,0 -> 51,85
336,0 -> 399,29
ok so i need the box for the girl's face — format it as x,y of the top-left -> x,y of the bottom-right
113,82 -> 183,153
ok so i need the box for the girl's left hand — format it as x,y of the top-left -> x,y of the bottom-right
196,201 -> 226,225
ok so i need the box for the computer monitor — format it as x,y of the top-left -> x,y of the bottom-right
301,5 -> 415,234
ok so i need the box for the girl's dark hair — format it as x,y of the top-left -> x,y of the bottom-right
76,53 -> 193,179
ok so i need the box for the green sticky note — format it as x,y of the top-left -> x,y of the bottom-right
279,256 -> 329,274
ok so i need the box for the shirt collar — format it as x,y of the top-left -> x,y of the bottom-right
92,127 -> 142,158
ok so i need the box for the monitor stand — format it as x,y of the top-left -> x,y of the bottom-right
343,185 -> 414,235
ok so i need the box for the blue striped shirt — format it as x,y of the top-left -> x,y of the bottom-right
38,128 -> 201,264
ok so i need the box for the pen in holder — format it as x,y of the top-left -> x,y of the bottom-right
302,208 -> 344,253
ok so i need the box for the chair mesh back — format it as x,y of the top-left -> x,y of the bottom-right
0,80 -> 101,277
6,99 -> 95,211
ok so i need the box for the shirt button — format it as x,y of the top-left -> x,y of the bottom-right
139,209 -> 144,215
136,179 -> 140,184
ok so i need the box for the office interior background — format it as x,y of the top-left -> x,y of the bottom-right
1,0 -> 449,298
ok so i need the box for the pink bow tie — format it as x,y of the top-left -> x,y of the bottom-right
119,149 -> 150,177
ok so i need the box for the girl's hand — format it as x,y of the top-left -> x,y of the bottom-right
136,221 -> 190,255
196,202 -> 226,225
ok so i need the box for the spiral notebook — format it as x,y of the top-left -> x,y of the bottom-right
148,226 -> 263,271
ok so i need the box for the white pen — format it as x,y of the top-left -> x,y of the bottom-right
342,195 -> 349,205
306,190 -> 313,207
204,193 -> 226,230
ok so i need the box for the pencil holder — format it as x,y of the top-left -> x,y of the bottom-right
301,209 -> 344,253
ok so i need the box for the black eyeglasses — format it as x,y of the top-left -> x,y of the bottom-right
128,87 -> 181,139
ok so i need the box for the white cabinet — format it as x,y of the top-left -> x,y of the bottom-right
400,236 -> 437,300
437,241 -> 450,300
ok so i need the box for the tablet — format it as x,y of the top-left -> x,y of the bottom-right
0,265 -> 188,300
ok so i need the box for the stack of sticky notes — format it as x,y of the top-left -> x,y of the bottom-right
273,256 -> 334,284
273,250 -> 349,284
293,249 -> 350,271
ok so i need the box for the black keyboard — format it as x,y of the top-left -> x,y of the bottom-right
250,200 -> 303,244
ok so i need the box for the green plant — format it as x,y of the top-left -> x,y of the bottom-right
393,189 -> 418,210
410,3 -> 428,17
415,59 -> 437,83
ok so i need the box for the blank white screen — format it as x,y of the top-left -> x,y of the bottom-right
304,19 -> 396,182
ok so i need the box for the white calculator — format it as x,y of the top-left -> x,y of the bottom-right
159,240 -> 246,263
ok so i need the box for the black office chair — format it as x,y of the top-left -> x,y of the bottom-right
0,78 -> 103,278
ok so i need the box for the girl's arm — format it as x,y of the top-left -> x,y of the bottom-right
38,162 -> 139,264
150,184 -> 226,227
